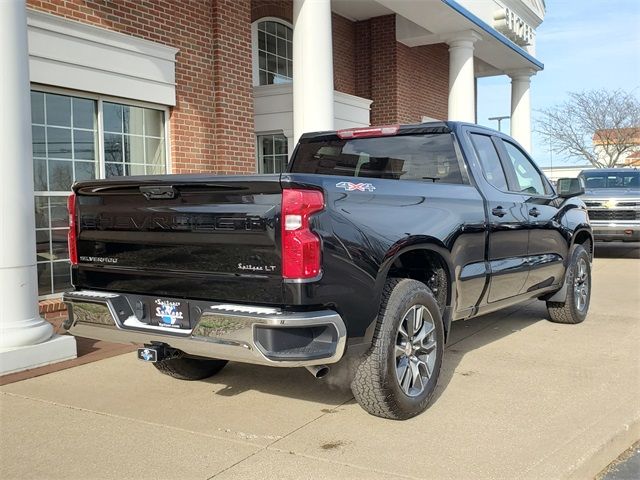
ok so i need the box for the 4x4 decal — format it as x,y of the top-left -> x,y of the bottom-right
336,181 -> 376,192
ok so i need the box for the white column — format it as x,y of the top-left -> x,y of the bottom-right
446,31 -> 481,123
509,69 -> 535,152
0,0 -> 76,374
293,0 -> 334,144
283,129 -> 295,160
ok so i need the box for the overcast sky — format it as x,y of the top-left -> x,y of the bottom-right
476,0 -> 640,167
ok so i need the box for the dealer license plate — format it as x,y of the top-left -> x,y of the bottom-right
150,297 -> 190,330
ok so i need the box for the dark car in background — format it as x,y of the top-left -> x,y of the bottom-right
580,168 -> 640,242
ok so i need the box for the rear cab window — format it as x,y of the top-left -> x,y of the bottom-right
291,134 -> 467,184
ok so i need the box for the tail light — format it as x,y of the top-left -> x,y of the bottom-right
281,189 -> 324,279
67,193 -> 78,265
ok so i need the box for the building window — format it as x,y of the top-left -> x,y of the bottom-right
257,134 -> 288,173
103,102 -> 166,176
31,90 -> 168,297
253,19 -> 293,86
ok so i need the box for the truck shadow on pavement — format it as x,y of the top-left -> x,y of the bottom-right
204,300 -> 548,409
430,300 -> 545,405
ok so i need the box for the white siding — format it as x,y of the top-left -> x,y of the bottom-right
254,84 -> 372,135
27,10 -> 178,106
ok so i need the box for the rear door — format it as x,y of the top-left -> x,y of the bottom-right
74,175 -> 285,304
466,131 -> 530,302
495,139 -> 567,292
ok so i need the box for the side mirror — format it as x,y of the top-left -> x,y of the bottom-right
556,177 -> 585,198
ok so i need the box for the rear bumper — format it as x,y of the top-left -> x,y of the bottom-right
63,290 -> 346,367
590,221 -> 640,241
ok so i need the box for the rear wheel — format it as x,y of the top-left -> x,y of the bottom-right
153,355 -> 228,380
351,278 -> 445,420
546,244 -> 591,324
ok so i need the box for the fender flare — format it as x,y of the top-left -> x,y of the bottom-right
570,225 -> 594,257
367,237 -> 457,342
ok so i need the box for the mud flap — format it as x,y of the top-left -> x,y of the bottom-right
542,280 -> 568,303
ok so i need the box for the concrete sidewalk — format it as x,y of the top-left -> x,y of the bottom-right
1,248 -> 639,479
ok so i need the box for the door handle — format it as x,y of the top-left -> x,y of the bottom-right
491,207 -> 506,218
529,208 -> 541,217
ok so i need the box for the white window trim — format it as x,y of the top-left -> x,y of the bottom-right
31,84 -> 172,299
251,17 -> 294,87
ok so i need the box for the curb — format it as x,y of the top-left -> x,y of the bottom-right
567,414 -> 640,480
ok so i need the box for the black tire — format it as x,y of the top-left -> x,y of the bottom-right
153,355 -> 228,380
546,244 -> 591,324
351,278 -> 445,420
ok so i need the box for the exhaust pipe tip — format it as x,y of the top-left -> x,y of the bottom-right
305,365 -> 330,379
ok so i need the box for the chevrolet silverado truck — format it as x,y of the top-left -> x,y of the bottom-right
579,168 -> 640,242
63,122 -> 593,420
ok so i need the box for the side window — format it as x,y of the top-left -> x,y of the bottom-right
469,133 -> 508,191
501,141 -> 547,195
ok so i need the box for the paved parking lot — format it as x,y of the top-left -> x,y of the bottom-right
1,244 -> 639,480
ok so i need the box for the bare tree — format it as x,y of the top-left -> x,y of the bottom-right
536,89 -> 640,168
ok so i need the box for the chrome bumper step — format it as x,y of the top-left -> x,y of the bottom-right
63,290 -> 346,367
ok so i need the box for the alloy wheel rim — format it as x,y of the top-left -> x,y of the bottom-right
395,305 -> 437,397
574,258 -> 589,312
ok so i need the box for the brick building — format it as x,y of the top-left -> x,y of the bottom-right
0,0 -> 545,371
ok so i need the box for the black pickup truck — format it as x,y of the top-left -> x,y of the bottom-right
63,122 -> 592,420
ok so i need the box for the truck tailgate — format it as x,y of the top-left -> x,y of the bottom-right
73,175 -> 284,304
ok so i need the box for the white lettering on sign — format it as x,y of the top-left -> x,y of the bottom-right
493,8 -> 534,46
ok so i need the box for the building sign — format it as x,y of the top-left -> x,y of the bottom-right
493,8 -> 534,46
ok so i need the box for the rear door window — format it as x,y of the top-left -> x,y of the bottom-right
291,134 -> 465,184
469,133 -> 508,191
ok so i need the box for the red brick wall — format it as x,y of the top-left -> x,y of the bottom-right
39,299 -> 68,333
332,13 -> 356,96
27,0 -> 256,174
211,0 -> 256,174
40,299 -> 67,318
397,43 -> 449,122
251,0 -> 292,23
355,20 -> 372,101
369,15 -> 398,125
357,15 -> 449,125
